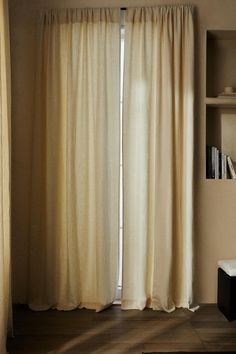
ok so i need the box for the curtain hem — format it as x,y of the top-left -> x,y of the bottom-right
29,301 -> 114,312
121,299 -> 197,313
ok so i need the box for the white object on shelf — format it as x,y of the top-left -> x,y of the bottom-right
222,86 -> 234,94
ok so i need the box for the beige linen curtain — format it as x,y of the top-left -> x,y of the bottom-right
29,8 -> 120,311
122,6 -> 194,311
0,0 -> 12,352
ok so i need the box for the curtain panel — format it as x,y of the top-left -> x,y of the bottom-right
0,0 -> 12,352
29,5 -> 194,313
29,8 -> 120,312
122,6 -> 194,312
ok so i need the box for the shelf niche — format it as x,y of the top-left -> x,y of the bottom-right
206,107 -> 236,161
207,30 -> 236,98
206,30 -> 236,179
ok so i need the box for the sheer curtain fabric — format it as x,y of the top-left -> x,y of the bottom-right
29,8 -> 120,312
0,0 -> 12,352
122,6 -> 194,312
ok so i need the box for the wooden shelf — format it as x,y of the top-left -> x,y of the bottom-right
206,97 -> 236,108
207,30 -> 236,40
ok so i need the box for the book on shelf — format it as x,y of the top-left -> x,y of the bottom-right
227,156 -> 236,179
219,152 -> 222,179
221,153 -> 227,179
215,147 -> 219,179
206,145 -> 236,179
206,145 -> 218,179
206,145 -> 212,178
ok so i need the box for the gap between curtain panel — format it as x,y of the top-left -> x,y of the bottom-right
29,5 -> 194,313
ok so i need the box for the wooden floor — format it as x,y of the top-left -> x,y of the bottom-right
7,304 -> 236,354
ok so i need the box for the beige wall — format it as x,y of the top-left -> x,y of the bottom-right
9,0 -> 236,304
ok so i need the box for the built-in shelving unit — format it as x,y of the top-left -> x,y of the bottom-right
206,30 -> 236,179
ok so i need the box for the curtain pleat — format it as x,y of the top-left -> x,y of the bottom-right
122,6 -> 194,312
0,0 -> 12,352
29,8 -> 120,312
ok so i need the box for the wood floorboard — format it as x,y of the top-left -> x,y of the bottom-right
7,304 -> 236,354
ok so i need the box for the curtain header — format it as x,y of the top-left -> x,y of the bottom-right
40,8 -> 120,25
125,5 -> 193,23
